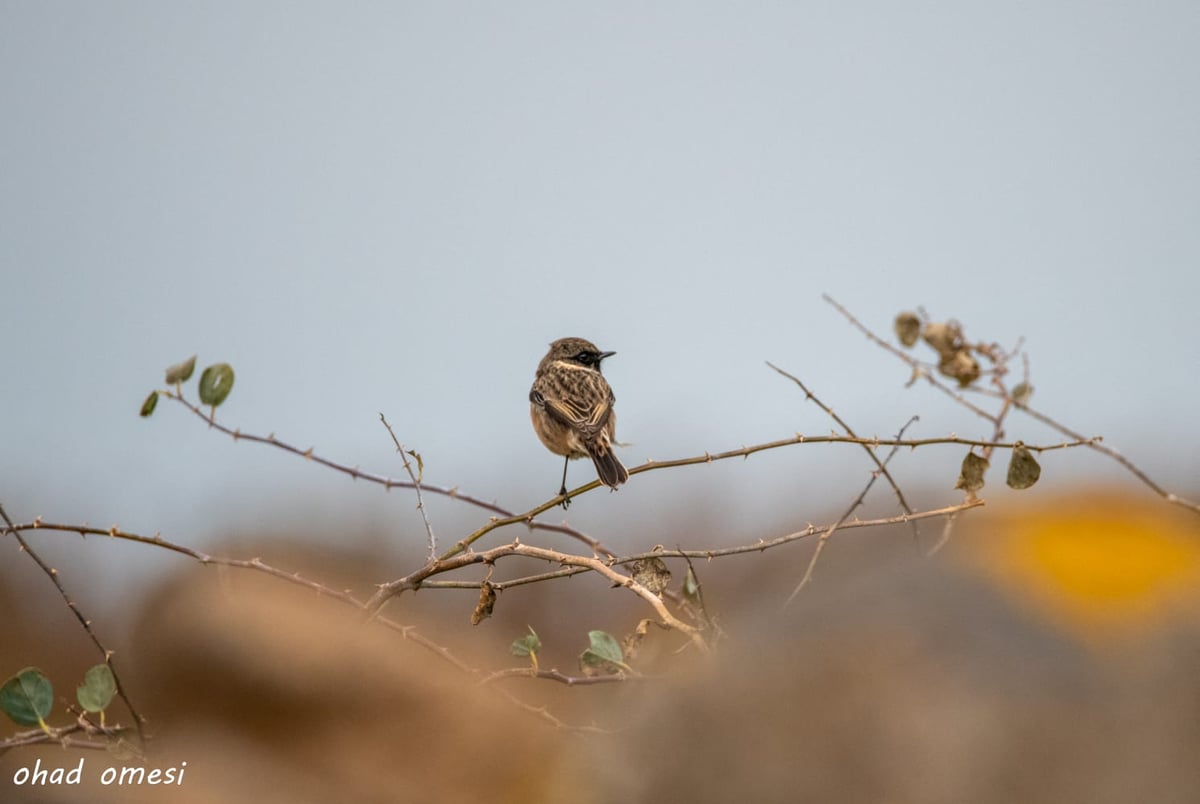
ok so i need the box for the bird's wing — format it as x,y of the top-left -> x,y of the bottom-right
531,378 -> 614,437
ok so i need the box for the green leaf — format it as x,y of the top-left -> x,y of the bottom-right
955,451 -> 989,493
510,627 -> 541,658
164,355 -> 197,385
139,391 -> 159,418
76,664 -> 116,714
1006,442 -> 1042,490
1,667 -> 54,727
579,630 -> 626,674
198,363 -> 235,408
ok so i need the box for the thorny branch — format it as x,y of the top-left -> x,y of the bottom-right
783,415 -> 923,606
4,298 -> 1194,746
0,503 -> 146,744
766,360 -> 921,540
823,293 -> 1200,515
379,412 -> 437,560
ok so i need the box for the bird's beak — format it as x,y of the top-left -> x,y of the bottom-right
598,350 -> 616,361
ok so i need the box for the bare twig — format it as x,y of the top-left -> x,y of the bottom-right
365,542 -> 708,652
478,668 -> 635,686
926,508 -> 963,556
379,412 -> 437,560
766,361 -> 920,542
2,517 -> 475,675
161,390 -> 617,558
1017,403 -> 1200,515
783,415 -> 923,606
0,719 -> 130,755
434,432 -> 1090,562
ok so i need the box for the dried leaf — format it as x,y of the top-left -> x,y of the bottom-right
1006,442 -> 1042,490
164,355 -> 197,385
955,451 -> 989,493
622,619 -> 653,662
470,581 -> 496,625
938,350 -> 981,387
922,321 -> 962,358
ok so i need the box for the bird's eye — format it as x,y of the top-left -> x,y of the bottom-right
576,352 -> 594,364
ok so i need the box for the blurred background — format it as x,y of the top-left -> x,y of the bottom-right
2,2 -> 1198,801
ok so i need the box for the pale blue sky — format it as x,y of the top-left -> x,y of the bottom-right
2,3 -> 1197,601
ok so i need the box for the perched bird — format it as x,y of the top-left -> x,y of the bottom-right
529,337 -> 629,507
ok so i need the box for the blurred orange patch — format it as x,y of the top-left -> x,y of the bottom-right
963,490 -> 1200,643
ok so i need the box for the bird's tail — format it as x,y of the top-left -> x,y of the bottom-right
589,444 -> 629,489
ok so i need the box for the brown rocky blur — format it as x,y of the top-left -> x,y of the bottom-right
2,489 -> 1198,803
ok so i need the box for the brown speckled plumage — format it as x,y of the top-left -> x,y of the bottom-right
530,337 -> 628,504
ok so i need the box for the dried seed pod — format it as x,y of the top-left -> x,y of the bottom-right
938,350 -> 981,387
922,321 -> 960,357
894,312 -> 921,347
470,581 -> 496,625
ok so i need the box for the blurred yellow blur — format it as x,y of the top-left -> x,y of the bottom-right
963,491 -> 1200,643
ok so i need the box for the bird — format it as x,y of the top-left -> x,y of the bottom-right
529,337 -> 629,507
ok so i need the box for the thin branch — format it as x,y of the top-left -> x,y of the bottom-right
823,294 -> 1000,422
8,500 -> 985,603
1,519 -> 641,729
379,412 -> 437,560
313,501 -> 985,598
926,508 -> 963,556
766,361 -> 920,542
434,432 -> 1089,562
365,501 -> 985,628
0,503 -> 146,743
823,293 -> 1200,516
161,390 -> 617,558
365,542 -> 708,652
478,668 -> 634,686
1016,402 -> 1200,515
0,719 -> 130,754
4,517 -> 475,675
783,415 -> 923,606
491,688 -> 611,733
163,388 -> 1084,567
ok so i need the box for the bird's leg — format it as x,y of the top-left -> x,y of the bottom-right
558,456 -> 571,509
